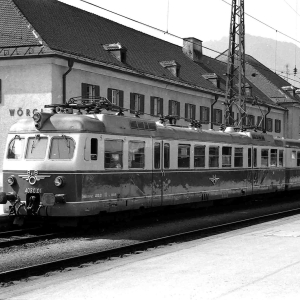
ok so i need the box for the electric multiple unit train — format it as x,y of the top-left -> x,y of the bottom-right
1,98 -> 300,226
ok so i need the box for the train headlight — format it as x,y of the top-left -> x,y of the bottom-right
7,176 -> 16,186
33,112 -> 42,122
54,176 -> 65,187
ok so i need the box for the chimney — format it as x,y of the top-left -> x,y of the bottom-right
183,37 -> 202,63
103,42 -> 127,63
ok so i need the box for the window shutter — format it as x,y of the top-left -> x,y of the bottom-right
219,110 -> 222,124
192,105 -> 196,120
168,100 -> 172,115
130,93 -> 135,114
150,97 -> 154,116
206,107 -> 210,123
140,94 -> 145,114
200,107 -> 203,122
177,101 -> 180,117
82,83 -> 88,98
95,85 -> 100,97
185,103 -> 188,120
159,98 -> 164,116
107,88 -> 112,102
119,90 -> 124,108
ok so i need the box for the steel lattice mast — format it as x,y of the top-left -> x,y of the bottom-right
225,0 -> 246,127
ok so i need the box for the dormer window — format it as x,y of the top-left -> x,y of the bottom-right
103,42 -> 127,63
160,60 -> 180,77
202,73 -> 219,88
244,83 -> 252,97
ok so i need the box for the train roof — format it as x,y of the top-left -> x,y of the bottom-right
8,113 -> 281,146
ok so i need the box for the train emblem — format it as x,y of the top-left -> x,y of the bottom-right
18,170 -> 51,185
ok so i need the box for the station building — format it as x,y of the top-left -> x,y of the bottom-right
0,0 -> 300,191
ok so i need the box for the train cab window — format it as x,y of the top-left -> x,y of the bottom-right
91,138 -> 98,161
222,147 -> 232,167
234,148 -> 243,167
49,136 -> 75,160
105,140 -> 123,169
164,143 -> 170,169
248,148 -> 252,167
297,152 -> 300,167
7,136 -> 25,159
209,146 -> 219,168
178,144 -> 190,168
26,136 -> 48,160
279,150 -> 284,167
270,149 -> 278,167
194,145 -> 205,168
261,149 -> 269,167
128,141 -> 145,168
253,148 -> 257,167
154,142 -> 160,169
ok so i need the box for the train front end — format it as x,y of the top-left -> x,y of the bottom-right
0,111 -> 96,224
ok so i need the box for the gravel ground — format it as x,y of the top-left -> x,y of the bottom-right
0,197 -> 300,273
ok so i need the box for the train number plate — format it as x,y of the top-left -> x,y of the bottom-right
25,188 -> 42,194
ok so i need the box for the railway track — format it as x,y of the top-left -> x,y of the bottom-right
0,227 -> 65,248
1,205 -> 300,285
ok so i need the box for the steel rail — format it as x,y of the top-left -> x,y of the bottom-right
1,206 -> 300,284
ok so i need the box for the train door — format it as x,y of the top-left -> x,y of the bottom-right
152,140 -> 170,207
248,146 -> 258,195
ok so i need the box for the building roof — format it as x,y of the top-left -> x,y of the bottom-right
5,0 -> 222,95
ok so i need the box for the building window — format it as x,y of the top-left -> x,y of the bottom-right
209,146 -> 219,168
257,116 -> 263,129
270,149 -> 277,167
105,139 -> 123,169
178,144 -> 190,168
194,145 -> 205,168
107,88 -> 124,109
130,93 -> 145,114
213,109 -> 222,125
128,141 -> 145,168
150,97 -> 163,116
169,100 -> 180,117
261,149 -> 269,167
275,119 -> 281,133
200,106 -> 210,124
222,147 -> 232,167
266,118 -> 273,132
82,83 -> 100,99
247,115 -> 255,126
185,103 -> 196,120
234,148 -> 243,167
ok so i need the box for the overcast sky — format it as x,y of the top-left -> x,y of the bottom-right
60,0 -> 300,48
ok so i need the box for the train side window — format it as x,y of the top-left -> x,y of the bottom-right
128,141 -> 145,168
253,148 -> 257,167
164,143 -> 170,169
194,145 -> 205,168
292,151 -> 296,160
178,144 -> 190,168
222,147 -> 232,167
234,148 -> 243,167
248,148 -> 252,167
270,149 -> 277,167
279,150 -> 284,166
7,136 -> 25,159
91,138 -> 98,161
26,136 -> 48,159
49,136 -> 75,159
297,152 -> 300,167
105,140 -> 123,169
154,142 -> 160,169
261,149 -> 269,167
209,146 -> 219,168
